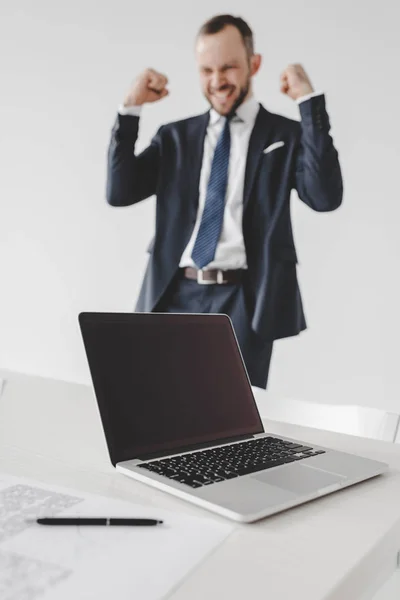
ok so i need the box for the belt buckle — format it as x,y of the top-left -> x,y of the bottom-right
216,270 -> 227,284
196,269 -> 215,285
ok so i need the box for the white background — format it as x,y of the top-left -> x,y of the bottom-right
1,0 -> 399,411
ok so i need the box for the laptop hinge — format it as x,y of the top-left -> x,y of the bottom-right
136,433 -> 255,461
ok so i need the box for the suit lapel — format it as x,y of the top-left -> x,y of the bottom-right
243,105 -> 271,211
187,111 -> 209,218
174,111 -> 209,254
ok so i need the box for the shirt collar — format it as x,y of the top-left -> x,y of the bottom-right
209,95 -> 260,126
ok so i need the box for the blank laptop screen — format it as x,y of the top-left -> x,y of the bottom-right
79,313 -> 264,464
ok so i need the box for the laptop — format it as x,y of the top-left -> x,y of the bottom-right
78,312 -> 388,523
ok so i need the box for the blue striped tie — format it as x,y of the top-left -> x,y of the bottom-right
191,115 -> 231,269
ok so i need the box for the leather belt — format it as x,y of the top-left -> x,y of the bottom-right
182,267 -> 244,285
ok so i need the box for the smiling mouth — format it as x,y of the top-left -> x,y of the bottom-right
211,88 -> 234,102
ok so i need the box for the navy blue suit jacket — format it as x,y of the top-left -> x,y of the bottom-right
106,94 -> 343,341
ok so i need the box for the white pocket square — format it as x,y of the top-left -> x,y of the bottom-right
263,141 -> 285,154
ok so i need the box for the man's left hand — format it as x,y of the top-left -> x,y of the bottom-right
280,64 -> 314,100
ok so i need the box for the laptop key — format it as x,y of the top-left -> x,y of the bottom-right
177,477 -> 197,485
281,442 -> 303,449
290,446 -> 313,453
221,472 -> 239,479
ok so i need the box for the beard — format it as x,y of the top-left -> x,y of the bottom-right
206,76 -> 251,117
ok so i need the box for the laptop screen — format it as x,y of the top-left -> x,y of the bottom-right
79,313 -> 264,465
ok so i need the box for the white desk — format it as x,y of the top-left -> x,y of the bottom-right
1,368 -> 400,600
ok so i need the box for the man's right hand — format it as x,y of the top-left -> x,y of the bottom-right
123,69 -> 169,107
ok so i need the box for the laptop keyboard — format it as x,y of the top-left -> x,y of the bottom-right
138,436 -> 326,488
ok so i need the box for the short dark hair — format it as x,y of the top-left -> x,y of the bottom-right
197,14 -> 254,57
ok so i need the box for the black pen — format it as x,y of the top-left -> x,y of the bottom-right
34,517 -> 163,526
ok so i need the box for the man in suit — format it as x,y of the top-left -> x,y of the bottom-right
106,14 -> 343,390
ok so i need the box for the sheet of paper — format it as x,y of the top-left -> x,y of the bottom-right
0,472 -> 233,600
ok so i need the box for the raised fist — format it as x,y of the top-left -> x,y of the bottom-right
123,68 -> 169,107
280,64 -> 314,101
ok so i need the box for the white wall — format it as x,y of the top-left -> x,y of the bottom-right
1,0 -> 399,411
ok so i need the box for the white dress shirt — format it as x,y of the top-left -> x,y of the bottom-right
118,91 -> 322,271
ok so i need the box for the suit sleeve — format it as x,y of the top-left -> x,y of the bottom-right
294,94 -> 343,212
106,114 -> 163,207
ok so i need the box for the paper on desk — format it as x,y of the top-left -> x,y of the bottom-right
0,472 -> 232,600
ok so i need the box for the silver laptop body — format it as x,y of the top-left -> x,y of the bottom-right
79,312 -> 387,523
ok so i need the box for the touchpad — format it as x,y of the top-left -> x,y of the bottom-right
252,463 -> 345,495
